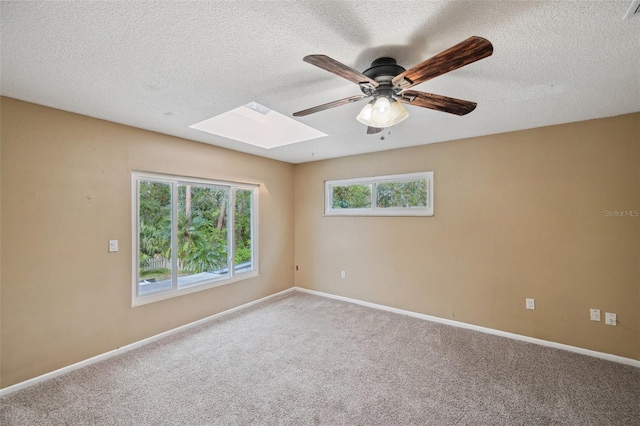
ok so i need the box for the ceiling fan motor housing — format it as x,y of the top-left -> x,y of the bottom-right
361,57 -> 406,98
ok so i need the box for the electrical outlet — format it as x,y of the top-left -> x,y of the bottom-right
341,271 -> 346,279
525,298 -> 535,310
109,240 -> 118,252
589,309 -> 601,322
605,312 -> 617,326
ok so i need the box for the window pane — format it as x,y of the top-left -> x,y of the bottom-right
177,184 -> 229,287
332,184 -> 372,209
234,189 -> 253,273
138,181 -> 172,296
376,179 -> 428,208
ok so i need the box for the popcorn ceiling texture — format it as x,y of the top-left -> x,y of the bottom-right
1,1 -> 639,163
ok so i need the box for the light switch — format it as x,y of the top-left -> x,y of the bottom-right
109,240 -> 118,252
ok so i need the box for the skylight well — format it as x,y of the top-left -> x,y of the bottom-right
190,102 -> 326,149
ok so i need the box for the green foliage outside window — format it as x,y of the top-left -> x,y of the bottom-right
332,184 -> 371,209
234,190 -> 253,265
139,181 -> 171,268
177,184 -> 228,274
138,180 -> 253,280
376,180 -> 427,208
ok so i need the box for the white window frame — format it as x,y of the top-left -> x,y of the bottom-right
131,171 -> 259,306
325,171 -> 433,217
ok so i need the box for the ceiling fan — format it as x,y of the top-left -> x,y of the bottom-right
293,36 -> 493,134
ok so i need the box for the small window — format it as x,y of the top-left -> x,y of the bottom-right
132,172 -> 259,306
325,172 -> 433,216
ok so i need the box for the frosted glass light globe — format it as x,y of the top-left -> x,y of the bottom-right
371,97 -> 392,124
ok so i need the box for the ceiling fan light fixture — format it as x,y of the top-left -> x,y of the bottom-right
389,99 -> 409,125
357,97 -> 408,128
371,96 -> 392,124
356,101 -> 375,126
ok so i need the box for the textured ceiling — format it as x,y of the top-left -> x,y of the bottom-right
1,1 -> 639,164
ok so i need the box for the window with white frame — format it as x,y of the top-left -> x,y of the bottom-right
132,172 -> 258,306
325,172 -> 433,216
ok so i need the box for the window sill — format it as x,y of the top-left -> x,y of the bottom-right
132,271 -> 260,307
324,210 -> 433,217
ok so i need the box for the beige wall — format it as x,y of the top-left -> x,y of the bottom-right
0,98 -> 295,388
294,113 -> 640,361
1,97 -> 638,390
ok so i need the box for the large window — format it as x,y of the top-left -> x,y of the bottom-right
325,172 -> 433,216
132,172 -> 258,306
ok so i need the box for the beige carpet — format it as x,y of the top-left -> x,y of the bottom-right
1,292 -> 639,425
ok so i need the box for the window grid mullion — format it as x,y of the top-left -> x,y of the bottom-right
171,181 -> 178,290
249,190 -> 255,272
228,188 -> 236,278
135,179 -> 142,297
371,182 -> 377,212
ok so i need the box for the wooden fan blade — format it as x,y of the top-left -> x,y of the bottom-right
399,90 -> 477,116
392,36 -> 493,90
304,55 -> 379,88
367,126 -> 384,134
293,95 -> 367,117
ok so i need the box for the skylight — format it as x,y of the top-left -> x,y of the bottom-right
189,102 -> 327,149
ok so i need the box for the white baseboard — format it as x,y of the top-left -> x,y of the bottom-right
0,287 -> 296,397
295,287 -> 640,369
3,285 -> 636,397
